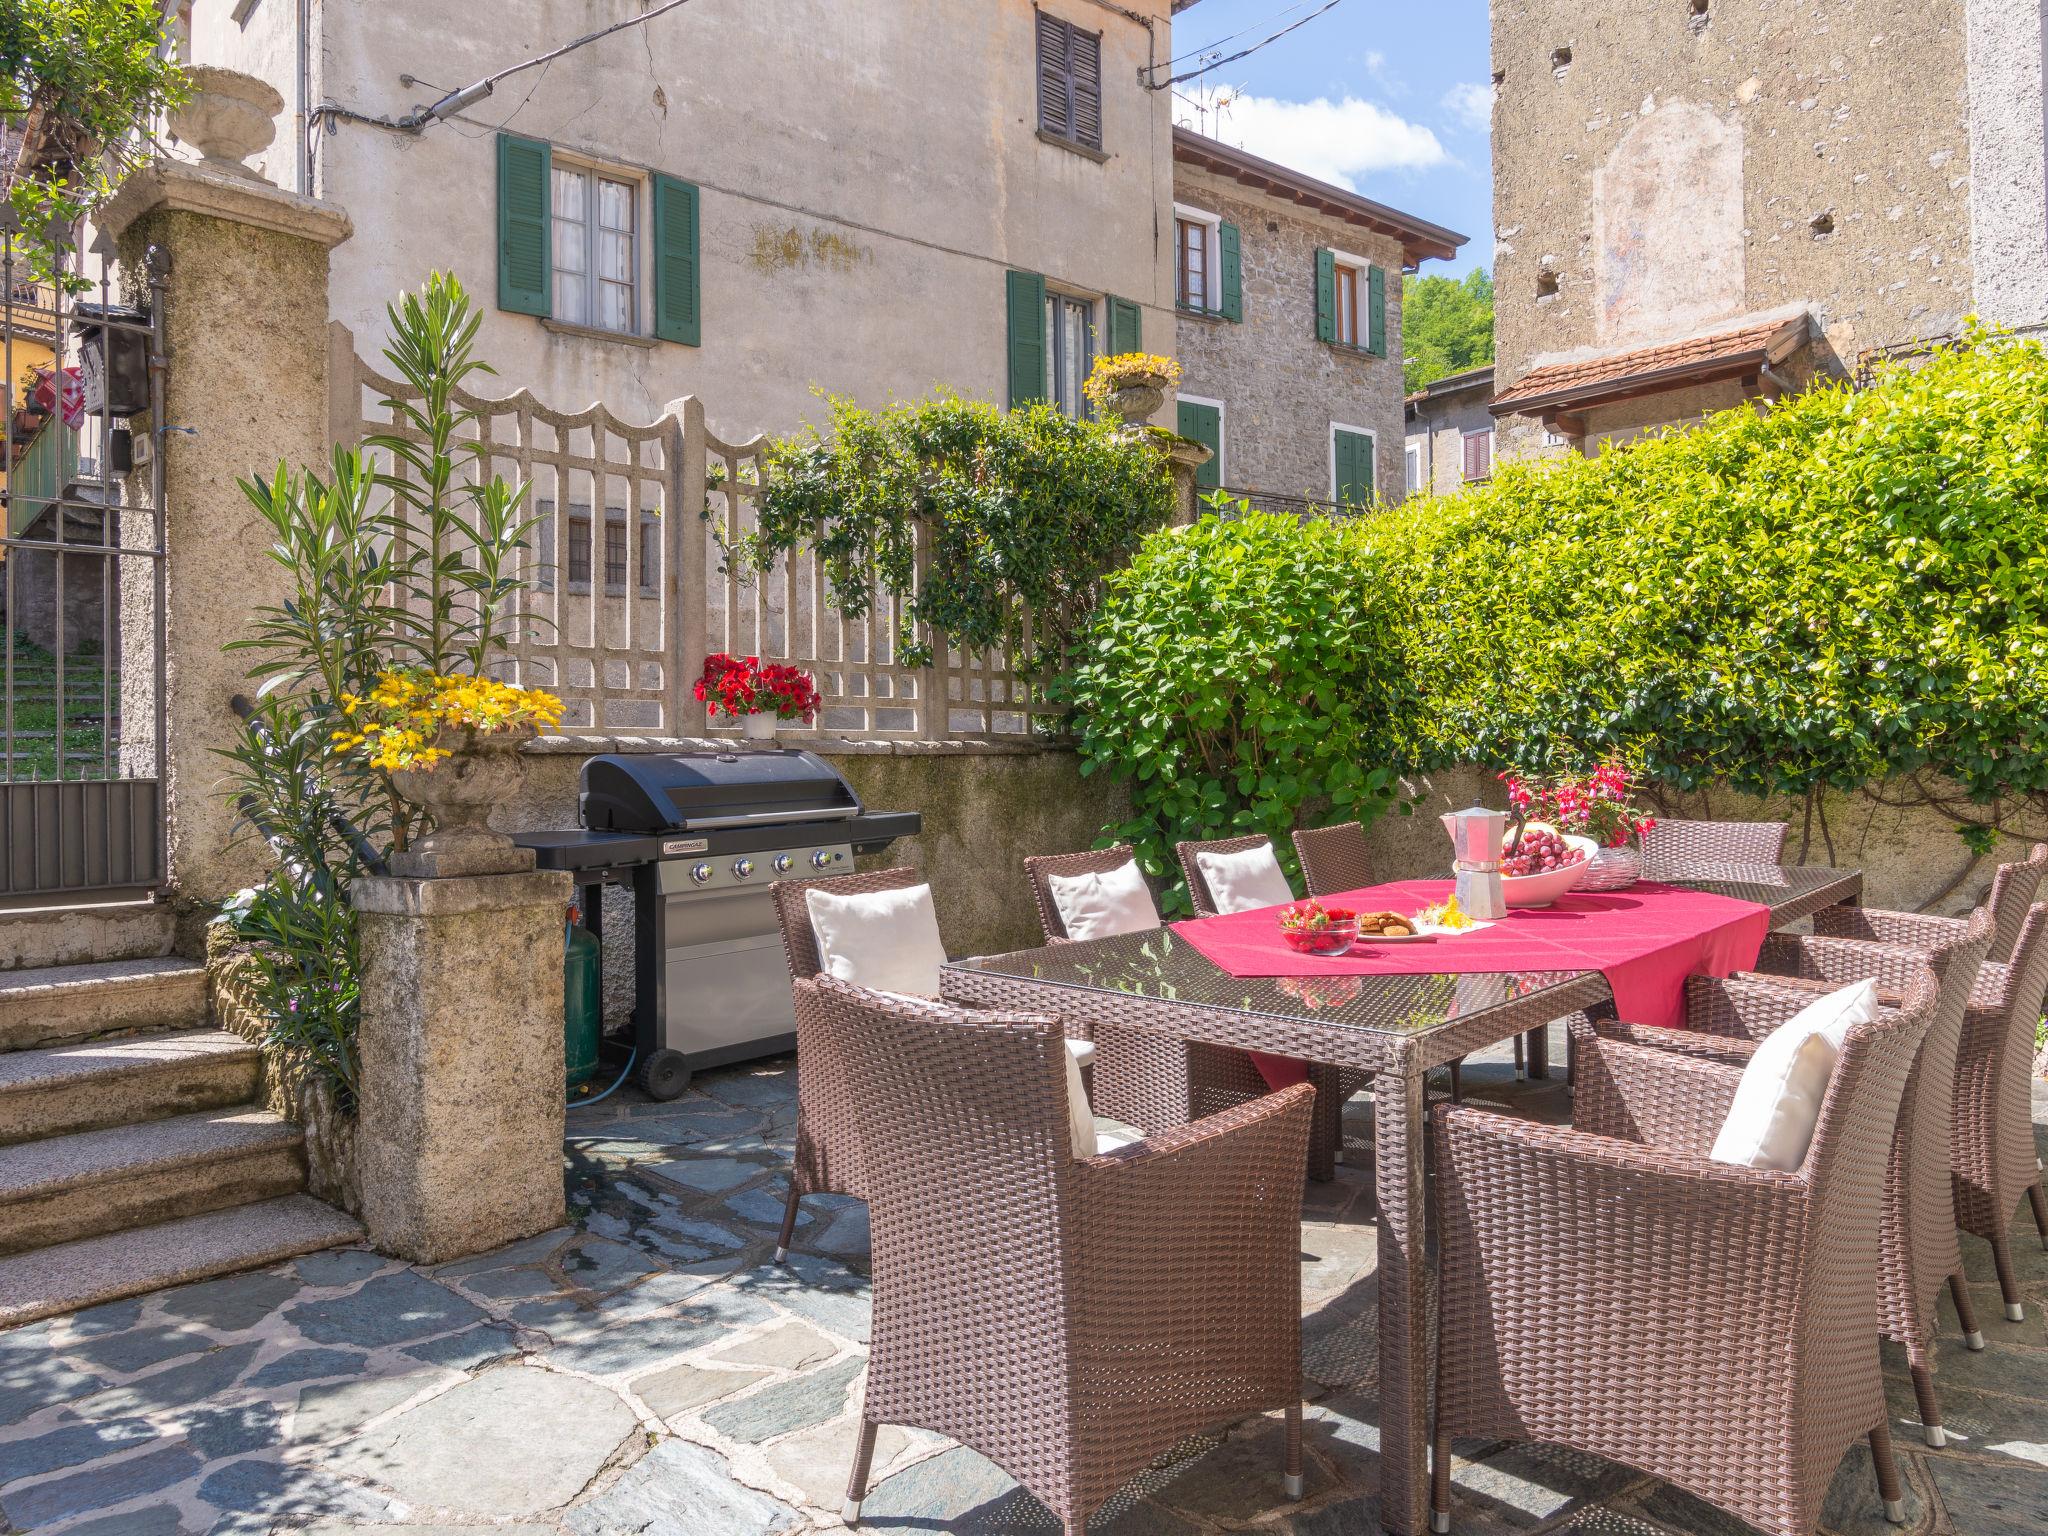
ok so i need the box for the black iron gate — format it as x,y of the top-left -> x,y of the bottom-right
0,215 -> 168,901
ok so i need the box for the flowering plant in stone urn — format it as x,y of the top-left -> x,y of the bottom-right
696,652 -> 821,741
333,670 -> 564,860
1082,351 -> 1183,425
1498,758 -> 1657,892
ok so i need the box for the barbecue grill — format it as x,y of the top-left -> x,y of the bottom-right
516,750 -> 920,1099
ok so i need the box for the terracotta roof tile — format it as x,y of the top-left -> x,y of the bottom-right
1492,314 -> 1808,413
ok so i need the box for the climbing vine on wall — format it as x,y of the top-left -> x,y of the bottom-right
734,395 -> 1178,671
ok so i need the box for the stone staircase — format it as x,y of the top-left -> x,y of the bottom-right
0,908 -> 360,1326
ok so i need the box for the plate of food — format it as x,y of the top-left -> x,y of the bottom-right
1412,895 -> 1497,937
1351,909 -> 1435,942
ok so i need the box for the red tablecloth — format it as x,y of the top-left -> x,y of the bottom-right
1171,879 -> 1772,1088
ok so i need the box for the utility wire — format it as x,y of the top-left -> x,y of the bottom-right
401,0 -> 697,129
1143,0 -> 1350,90
1160,0 -> 1325,70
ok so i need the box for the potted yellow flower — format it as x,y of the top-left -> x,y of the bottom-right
1082,351 -> 1183,426
332,670 -> 564,873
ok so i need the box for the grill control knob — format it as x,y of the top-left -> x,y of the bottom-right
810,849 -> 834,870
732,858 -> 755,880
690,862 -> 713,884
772,854 -> 794,874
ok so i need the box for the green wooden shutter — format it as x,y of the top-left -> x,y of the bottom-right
1315,248 -> 1337,343
1006,270 -> 1048,407
1333,428 -> 1375,507
496,133 -> 551,317
652,174 -> 701,346
1176,400 -> 1221,489
1107,295 -> 1142,355
1367,264 -> 1387,357
1219,221 -> 1242,322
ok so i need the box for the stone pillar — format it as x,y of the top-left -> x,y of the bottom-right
98,157 -> 351,920
1159,433 -> 1215,525
351,864 -> 573,1264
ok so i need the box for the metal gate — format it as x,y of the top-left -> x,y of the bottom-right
0,218 -> 168,901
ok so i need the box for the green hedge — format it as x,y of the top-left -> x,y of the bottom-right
1067,332 -> 2048,887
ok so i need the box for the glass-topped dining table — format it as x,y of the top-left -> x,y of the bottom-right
941,862 -> 1862,1536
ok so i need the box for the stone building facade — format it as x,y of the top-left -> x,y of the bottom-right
1489,0 -> 2048,460
184,0 -> 1196,442
1171,130 -> 1465,508
1403,365 -> 1495,498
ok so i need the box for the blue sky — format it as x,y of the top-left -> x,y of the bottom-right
1168,0 -> 1493,276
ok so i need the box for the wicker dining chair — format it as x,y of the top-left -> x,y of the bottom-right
1176,833 -> 1375,1176
767,866 -> 929,1260
1435,970 -> 1941,1536
1783,897 -> 2048,1322
1978,840 -> 2047,963
1588,912 -> 1994,1446
797,976 -> 1315,1535
1290,820 -> 1377,899
1641,817 -> 1792,876
1022,845 -> 1271,1151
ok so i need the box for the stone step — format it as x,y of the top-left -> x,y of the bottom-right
0,1030 -> 261,1146
0,898 -> 176,973
0,955 -> 207,1053
0,1107 -> 306,1256
0,1195 -> 362,1329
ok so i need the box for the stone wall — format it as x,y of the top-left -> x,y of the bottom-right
1491,0 -> 1979,460
206,924 -> 362,1217
506,737 -> 1129,1024
1172,164 -> 1409,504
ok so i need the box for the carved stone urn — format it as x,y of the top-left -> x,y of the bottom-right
167,66 -> 285,181
1102,375 -> 1170,426
387,725 -> 536,879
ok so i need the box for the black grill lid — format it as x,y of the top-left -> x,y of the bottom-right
579,749 -> 863,834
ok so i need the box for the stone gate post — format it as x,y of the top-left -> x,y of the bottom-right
350,851 -> 572,1264
98,154 -> 351,928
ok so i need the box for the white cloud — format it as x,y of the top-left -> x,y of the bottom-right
1176,94 -> 1448,191
1442,81 -> 1495,134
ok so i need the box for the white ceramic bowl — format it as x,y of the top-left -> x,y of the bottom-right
1500,830 -> 1599,908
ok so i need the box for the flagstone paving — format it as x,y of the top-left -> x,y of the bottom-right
0,1041 -> 2043,1534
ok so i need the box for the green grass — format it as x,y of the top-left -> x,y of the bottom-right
1,630 -> 118,780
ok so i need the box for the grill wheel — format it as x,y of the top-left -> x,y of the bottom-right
637,1047 -> 693,1101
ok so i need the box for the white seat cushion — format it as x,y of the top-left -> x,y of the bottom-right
1046,860 -> 1161,941
1710,980 -> 1882,1171
1064,1041 -> 1099,1159
1195,842 -> 1295,914
1066,1038 -> 1096,1069
805,883 -> 947,998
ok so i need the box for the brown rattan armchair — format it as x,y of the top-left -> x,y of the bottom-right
1641,817 -> 1792,876
1776,895 -> 2048,1321
1023,845 -> 1271,1146
768,866 -> 929,1261
1290,820 -> 1377,899
1436,970 -> 1942,1536
1176,833 -> 1373,1178
1589,913 -> 1994,1446
796,976 -> 1315,1535
1979,840 -> 2048,962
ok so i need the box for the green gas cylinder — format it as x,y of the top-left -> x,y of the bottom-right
564,912 -> 602,1090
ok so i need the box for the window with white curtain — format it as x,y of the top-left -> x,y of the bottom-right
552,165 -> 637,333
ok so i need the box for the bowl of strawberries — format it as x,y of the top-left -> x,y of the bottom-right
1278,900 -> 1361,956
1499,821 -> 1598,907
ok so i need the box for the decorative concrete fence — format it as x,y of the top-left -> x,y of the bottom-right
330,336 -> 1070,744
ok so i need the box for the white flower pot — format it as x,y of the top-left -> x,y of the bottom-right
741,712 -> 780,742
